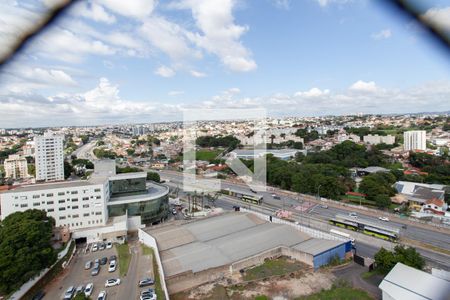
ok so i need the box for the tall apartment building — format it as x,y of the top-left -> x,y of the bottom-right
4,154 -> 29,179
34,132 -> 65,182
403,130 -> 426,151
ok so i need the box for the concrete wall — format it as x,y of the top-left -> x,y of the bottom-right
138,229 -> 170,300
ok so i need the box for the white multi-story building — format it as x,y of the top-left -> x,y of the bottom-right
34,132 -> 65,182
0,160 -> 169,241
403,130 -> 426,151
363,134 -> 395,145
4,154 -> 29,179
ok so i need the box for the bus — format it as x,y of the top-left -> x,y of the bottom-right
329,214 -> 399,242
330,229 -> 355,245
221,189 -> 263,205
241,194 -> 263,205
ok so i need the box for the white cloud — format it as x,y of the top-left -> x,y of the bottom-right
36,27 -> 115,62
349,80 -> 378,92
173,0 -> 257,72
271,0 -> 290,10
155,65 -> 176,78
72,1 -> 116,24
140,16 -> 197,61
190,70 -> 206,77
371,29 -> 392,40
294,87 -> 330,98
315,0 -> 351,7
168,90 -> 184,96
421,7 -> 450,31
97,0 -> 155,19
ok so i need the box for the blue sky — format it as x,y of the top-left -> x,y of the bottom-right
0,0 -> 449,127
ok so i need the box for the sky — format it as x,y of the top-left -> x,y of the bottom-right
0,0 -> 449,128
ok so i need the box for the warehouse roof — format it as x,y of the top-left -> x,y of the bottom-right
379,263 -> 450,300
147,212 -> 346,277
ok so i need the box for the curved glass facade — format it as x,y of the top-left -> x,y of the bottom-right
108,193 -> 169,224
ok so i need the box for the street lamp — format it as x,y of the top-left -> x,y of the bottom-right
316,184 -> 322,201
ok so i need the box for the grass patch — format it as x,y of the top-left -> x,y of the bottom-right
243,256 -> 305,281
195,149 -> 222,161
361,271 -> 375,280
142,245 -> 166,300
116,243 -> 130,277
255,296 -> 269,300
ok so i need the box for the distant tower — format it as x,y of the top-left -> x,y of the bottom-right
403,130 -> 426,151
34,132 -> 65,181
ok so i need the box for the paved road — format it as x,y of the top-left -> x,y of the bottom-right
159,170 -> 450,250
159,170 -> 450,270
72,141 -> 97,160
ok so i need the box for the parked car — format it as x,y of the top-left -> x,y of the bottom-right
91,266 -> 100,276
84,283 -> 94,297
272,194 -> 280,200
99,243 -> 106,251
92,243 -> 98,252
172,208 -> 177,215
105,278 -> 121,287
106,241 -> 112,249
97,291 -> 107,300
75,285 -> 84,294
108,260 -> 117,272
63,286 -> 75,300
85,261 -> 92,270
31,291 -> 45,300
138,278 -> 154,287
379,216 -> 390,222
320,204 -> 328,209
141,288 -> 155,295
140,292 -> 157,300
94,258 -> 100,264
100,257 -> 108,265
109,255 -> 117,261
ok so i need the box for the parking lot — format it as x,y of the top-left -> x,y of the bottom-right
43,240 -> 155,300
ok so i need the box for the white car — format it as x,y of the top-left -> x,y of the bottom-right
106,241 -> 112,249
97,290 -> 107,300
349,212 -> 358,218
105,278 -> 121,287
379,216 -> 389,222
84,283 -> 94,297
92,243 -> 98,252
108,260 -> 116,272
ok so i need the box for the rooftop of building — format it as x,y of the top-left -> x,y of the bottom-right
379,263 -> 450,300
146,212 -> 344,278
1,180 -> 97,194
108,182 -> 169,204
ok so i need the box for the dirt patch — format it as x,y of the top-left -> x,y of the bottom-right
171,269 -> 336,300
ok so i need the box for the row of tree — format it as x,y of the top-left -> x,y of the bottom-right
196,135 -> 240,149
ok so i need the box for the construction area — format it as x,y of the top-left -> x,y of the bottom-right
144,212 -> 352,294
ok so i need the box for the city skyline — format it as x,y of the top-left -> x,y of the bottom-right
0,0 -> 450,127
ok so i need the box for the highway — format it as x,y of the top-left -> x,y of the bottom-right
159,170 -> 450,270
72,140 -> 97,160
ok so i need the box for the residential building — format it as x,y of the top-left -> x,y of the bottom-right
34,132 -> 65,182
379,263 -> 450,300
403,130 -> 426,151
363,134 -> 395,145
420,198 -> 448,216
0,160 -> 169,241
394,181 -> 446,211
4,154 -> 29,179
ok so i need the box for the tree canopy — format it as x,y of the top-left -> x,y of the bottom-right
196,135 -> 240,149
146,171 -> 160,182
374,246 -> 425,274
0,210 -> 57,294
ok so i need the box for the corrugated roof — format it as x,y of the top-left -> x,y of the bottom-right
292,238 -> 343,256
379,263 -> 450,300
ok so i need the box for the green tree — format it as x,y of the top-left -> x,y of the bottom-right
73,293 -> 91,300
0,210 -> 57,294
374,246 -> 425,274
146,171 -> 161,182
64,160 -> 73,179
374,194 -> 392,209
